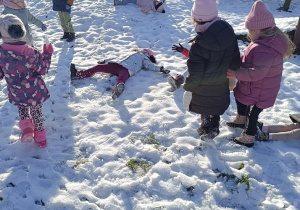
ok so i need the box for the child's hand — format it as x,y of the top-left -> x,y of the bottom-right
227,69 -> 236,79
160,66 -> 170,74
41,24 -> 47,31
172,43 -> 183,53
43,43 -> 54,54
66,4 -> 71,10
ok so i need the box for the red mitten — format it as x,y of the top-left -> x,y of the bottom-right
43,43 -> 53,54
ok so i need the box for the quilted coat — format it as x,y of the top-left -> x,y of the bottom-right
183,20 -> 241,116
109,51 -> 161,76
233,34 -> 288,109
0,44 -> 52,106
52,0 -> 74,13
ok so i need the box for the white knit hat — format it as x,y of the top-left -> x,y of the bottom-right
0,14 -> 26,43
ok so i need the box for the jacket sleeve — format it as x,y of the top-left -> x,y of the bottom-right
142,59 -> 161,72
182,48 -> 189,58
183,44 -> 205,92
229,39 -> 241,71
33,51 -> 52,76
235,50 -> 273,82
27,11 -> 43,27
0,66 -> 4,80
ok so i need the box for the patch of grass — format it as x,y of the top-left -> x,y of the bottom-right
128,136 -> 136,143
217,173 -> 236,181
126,158 -> 152,174
236,175 -> 250,191
144,133 -> 159,145
106,87 -> 112,91
72,158 -> 89,169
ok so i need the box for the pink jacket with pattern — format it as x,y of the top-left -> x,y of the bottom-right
0,43 -> 51,106
233,34 -> 288,109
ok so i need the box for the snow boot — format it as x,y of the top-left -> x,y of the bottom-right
200,127 -> 220,140
226,114 -> 246,128
112,83 -> 125,99
60,32 -> 69,40
167,74 -> 184,92
66,33 -> 75,42
34,130 -> 47,148
256,128 -> 269,141
70,63 -> 77,80
233,131 -> 255,148
289,114 -> 300,123
19,119 -> 34,143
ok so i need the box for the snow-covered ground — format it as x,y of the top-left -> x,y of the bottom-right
1,0 -> 300,209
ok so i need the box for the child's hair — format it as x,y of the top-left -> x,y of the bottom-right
149,55 -> 156,63
256,26 -> 295,59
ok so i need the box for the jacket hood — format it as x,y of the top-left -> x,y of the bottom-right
194,20 -> 236,51
255,34 -> 288,55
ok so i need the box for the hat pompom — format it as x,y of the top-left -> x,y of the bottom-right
8,24 -> 25,39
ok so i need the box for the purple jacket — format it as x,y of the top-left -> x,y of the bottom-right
0,43 -> 52,106
233,34 -> 288,109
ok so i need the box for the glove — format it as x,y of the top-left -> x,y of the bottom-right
43,43 -> 54,54
183,91 -> 192,109
66,4 -> 71,10
172,43 -> 183,53
160,66 -> 170,74
41,24 -> 47,31
227,69 -> 236,79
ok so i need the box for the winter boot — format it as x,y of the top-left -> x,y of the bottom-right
112,83 -> 125,99
289,114 -> 300,123
18,119 -> 34,143
70,63 -> 77,80
66,33 -> 75,42
226,114 -> 246,128
34,130 -> 47,148
167,74 -> 184,92
256,129 -> 269,141
60,32 -> 69,40
233,131 -> 255,148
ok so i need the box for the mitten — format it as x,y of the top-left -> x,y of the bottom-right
183,91 -> 192,109
66,4 -> 71,10
172,43 -> 183,53
43,43 -> 54,54
41,24 -> 47,31
227,69 -> 236,79
160,66 -> 170,74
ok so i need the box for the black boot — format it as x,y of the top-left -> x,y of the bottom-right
200,115 -> 220,140
66,33 -> 75,42
70,63 -> 77,80
60,32 -> 69,40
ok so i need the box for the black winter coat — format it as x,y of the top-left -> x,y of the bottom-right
183,20 -> 240,116
52,0 -> 71,13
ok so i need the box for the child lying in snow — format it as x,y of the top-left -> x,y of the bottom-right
114,0 -> 165,13
70,49 -> 170,99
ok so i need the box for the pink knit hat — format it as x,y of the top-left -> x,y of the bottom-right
245,1 -> 275,30
3,0 -> 26,9
140,49 -> 155,57
191,0 -> 218,23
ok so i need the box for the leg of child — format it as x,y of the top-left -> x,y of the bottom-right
264,123 -> 300,141
58,11 -> 75,34
115,0 -> 137,5
30,104 -> 44,131
245,105 -> 263,136
18,106 -> 30,120
76,63 -> 130,81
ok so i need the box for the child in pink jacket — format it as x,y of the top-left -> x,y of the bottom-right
0,14 -> 53,148
114,0 -> 165,13
226,1 -> 295,147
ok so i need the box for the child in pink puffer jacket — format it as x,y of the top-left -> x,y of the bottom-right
114,0 -> 165,13
0,14 -> 53,148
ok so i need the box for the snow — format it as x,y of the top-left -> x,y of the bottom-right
1,0 -> 300,209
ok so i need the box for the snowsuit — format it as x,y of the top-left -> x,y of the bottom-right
76,51 -> 162,86
183,19 -> 240,134
266,123 -> 300,141
1,1 -> 43,45
52,0 -> 75,33
0,42 -> 51,130
233,34 -> 288,136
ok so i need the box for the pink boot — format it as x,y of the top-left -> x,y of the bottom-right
34,130 -> 47,148
18,119 -> 34,143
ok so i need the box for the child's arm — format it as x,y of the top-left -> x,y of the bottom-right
33,44 -> 53,75
142,59 -> 161,72
172,44 -> 189,58
27,10 -> 43,28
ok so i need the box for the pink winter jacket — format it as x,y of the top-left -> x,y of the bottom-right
233,34 -> 288,109
137,0 -> 156,13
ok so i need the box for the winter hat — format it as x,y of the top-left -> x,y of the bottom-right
155,1 -> 165,13
245,1 -> 275,30
0,14 -> 26,43
140,49 -> 155,57
3,0 -> 26,9
191,0 -> 218,22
